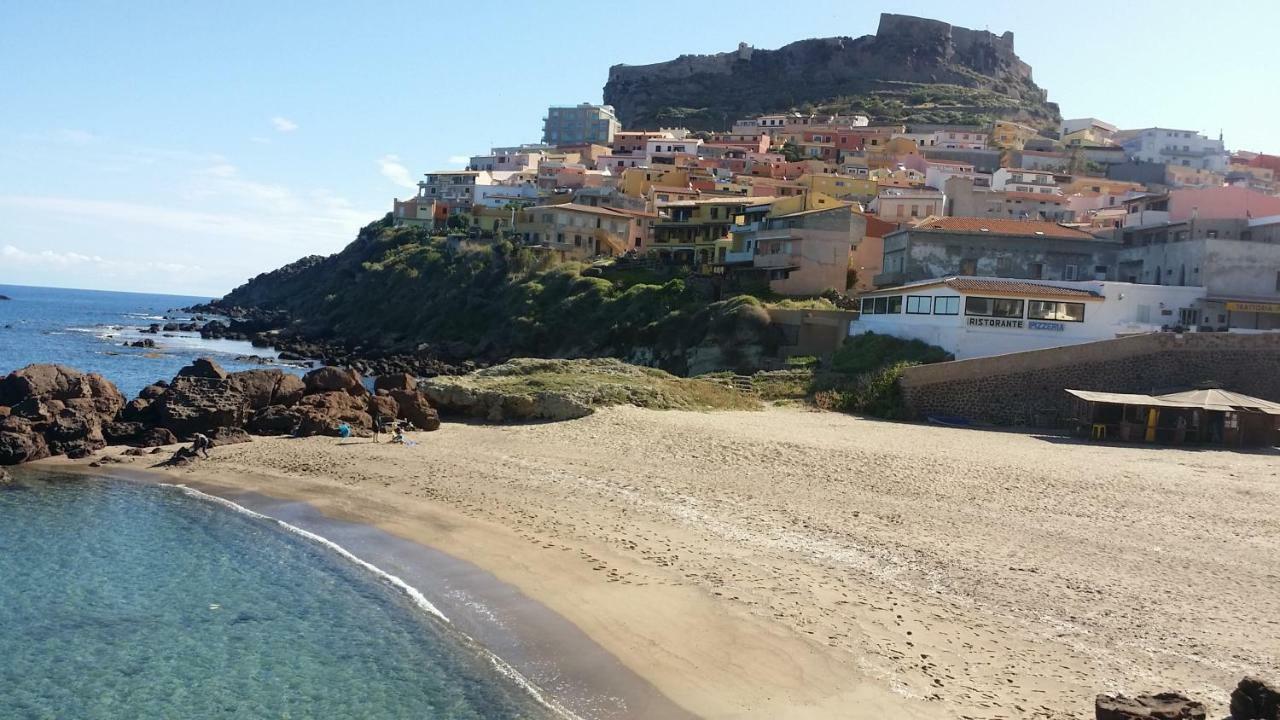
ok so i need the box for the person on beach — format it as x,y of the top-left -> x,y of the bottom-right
337,422 -> 352,440
372,412 -> 383,443
191,433 -> 212,458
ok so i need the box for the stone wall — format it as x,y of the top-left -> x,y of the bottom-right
899,332 -> 1280,426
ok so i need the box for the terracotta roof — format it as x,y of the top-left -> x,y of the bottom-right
861,276 -> 1103,300
942,278 -> 1101,299
910,216 -> 1097,240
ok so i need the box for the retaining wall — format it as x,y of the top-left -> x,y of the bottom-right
899,332 -> 1280,426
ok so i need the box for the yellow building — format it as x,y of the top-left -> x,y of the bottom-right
652,196 -> 774,265
620,167 -> 691,197
869,166 -> 925,188
865,136 -> 919,169
992,120 -> 1040,151
518,203 -> 649,261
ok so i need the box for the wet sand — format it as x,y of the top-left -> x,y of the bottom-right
36,405 -> 1280,718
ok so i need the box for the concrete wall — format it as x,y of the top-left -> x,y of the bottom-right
882,230 -> 1121,285
767,308 -> 860,360
1118,238 -> 1280,298
898,332 -> 1280,426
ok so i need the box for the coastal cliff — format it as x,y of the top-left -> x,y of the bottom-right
604,13 -> 1059,130
201,216 -> 782,377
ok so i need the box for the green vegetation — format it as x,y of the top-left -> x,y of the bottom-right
422,358 -> 759,421
219,217 -> 781,375
801,333 -> 952,418
830,332 -> 953,375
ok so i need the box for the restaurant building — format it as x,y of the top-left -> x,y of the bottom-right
851,276 -> 1206,359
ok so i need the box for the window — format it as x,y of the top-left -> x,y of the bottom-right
906,295 -> 932,314
1027,300 -> 1085,322
965,297 -> 1024,318
1028,262 -> 1044,280
933,296 -> 960,315
860,296 -> 902,314
959,259 -> 977,276
1064,264 -> 1078,280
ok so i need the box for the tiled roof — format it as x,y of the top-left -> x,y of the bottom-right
942,278 -> 1101,299
911,216 -> 1097,240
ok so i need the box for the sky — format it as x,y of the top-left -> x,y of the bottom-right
2,0 -> 1277,296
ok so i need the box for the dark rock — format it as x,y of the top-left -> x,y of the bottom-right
277,351 -> 307,361
65,443 -> 96,460
121,397 -> 155,422
176,357 -> 228,380
128,339 -> 157,348
139,382 -> 169,400
103,421 -> 147,444
0,431 -> 49,465
1095,692 -> 1206,720
122,447 -> 149,456
298,391 -> 372,426
0,405 -> 8,418
0,365 -> 125,416
208,426 -> 252,447
143,323 -> 160,334
304,366 -> 367,396
138,426 -> 178,447
1231,677 -> 1280,720
0,294 -> 10,301
248,405 -> 300,435
374,372 -> 417,393
367,394 -> 399,426
389,389 -> 441,431
151,376 -> 248,438
227,369 -> 305,410
0,467 -> 10,483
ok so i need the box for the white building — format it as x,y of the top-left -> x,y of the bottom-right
992,168 -> 1060,195
1119,127 -> 1228,172
644,137 -> 703,165
469,145 -> 548,172
851,276 -> 1206,360
1060,117 -> 1117,140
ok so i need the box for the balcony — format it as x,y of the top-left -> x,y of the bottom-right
721,248 -> 755,264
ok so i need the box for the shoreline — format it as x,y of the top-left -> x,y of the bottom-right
24,462 -> 698,720
26,404 -> 1280,718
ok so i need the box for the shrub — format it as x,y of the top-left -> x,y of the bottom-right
831,332 -> 951,376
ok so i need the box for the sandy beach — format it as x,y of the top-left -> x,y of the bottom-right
52,406 -> 1280,719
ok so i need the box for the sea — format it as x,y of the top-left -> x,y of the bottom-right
0,285 -> 559,718
0,283 -> 303,399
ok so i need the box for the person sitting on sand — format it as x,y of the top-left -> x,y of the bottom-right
391,424 -> 405,444
337,422 -> 352,440
191,432 -> 212,458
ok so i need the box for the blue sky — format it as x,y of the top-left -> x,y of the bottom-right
2,0 -> 1276,296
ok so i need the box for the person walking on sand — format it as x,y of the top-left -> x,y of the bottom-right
192,432 -> 212,458
372,411 -> 383,443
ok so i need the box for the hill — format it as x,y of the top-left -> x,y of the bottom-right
603,13 -> 1060,131
207,217 -> 782,376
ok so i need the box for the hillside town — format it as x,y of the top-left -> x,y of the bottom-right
392,103 -> 1280,364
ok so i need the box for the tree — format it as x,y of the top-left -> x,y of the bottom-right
446,213 -> 468,230
780,140 -> 803,162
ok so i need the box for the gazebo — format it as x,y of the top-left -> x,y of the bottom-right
1067,387 -> 1280,448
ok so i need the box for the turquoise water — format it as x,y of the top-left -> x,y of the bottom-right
0,474 -> 555,719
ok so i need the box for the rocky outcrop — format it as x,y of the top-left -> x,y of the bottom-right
0,365 -> 125,464
304,366 -> 367,396
604,13 -> 1059,130
1232,677 -> 1280,720
1095,692 -> 1206,720
388,389 -> 441,431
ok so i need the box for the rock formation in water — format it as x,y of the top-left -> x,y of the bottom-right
604,13 -> 1059,130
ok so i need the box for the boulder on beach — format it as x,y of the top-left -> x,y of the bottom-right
388,389 -> 441,431
0,365 -> 126,465
374,372 -> 416,393
208,426 -> 252,447
227,369 -> 306,410
1231,677 -> 1280,720
1095,692 -> 1206,720
304,366 -> 367,396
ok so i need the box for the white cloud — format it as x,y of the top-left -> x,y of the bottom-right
446,155 -> 470,166
2,244 -> 200,273
271,116 -> 298,133
378,154 -> 416,189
